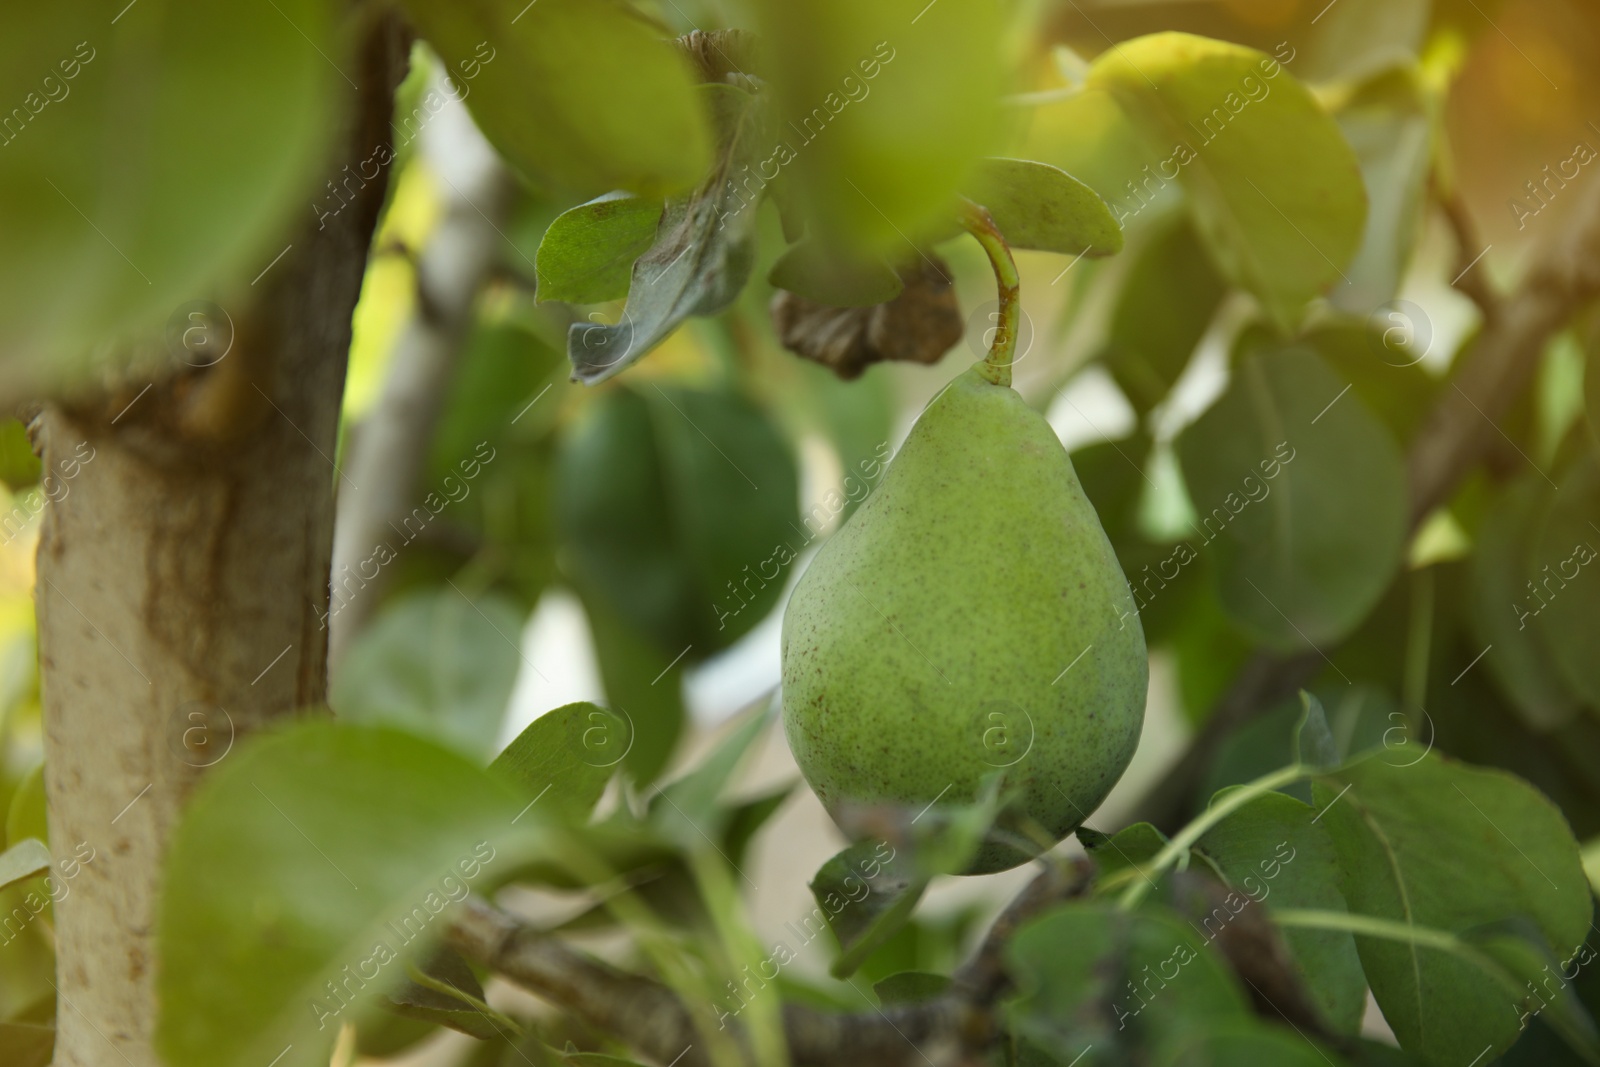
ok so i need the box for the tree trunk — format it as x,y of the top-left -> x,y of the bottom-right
33,22 -> 405,1066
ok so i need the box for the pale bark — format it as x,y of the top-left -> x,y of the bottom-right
34,21 -> 405,1066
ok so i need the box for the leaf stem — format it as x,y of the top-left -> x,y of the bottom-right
1117,762 -> 1308,911
958,198 -> 1020,388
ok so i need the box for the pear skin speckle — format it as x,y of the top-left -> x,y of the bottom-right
780,365 -> 1148,873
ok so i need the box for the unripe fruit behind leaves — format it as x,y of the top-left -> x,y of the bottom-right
781,364 -> 1147,873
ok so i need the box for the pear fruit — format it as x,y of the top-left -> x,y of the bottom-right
781,364 -> 1147,873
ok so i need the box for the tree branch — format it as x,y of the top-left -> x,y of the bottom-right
449,860 -> 1095,1067
1132,173 -> 1600,831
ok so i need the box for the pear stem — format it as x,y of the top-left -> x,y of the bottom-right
959,198 -> 1020,388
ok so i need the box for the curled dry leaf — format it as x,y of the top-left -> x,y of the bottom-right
770,256 -> 963,380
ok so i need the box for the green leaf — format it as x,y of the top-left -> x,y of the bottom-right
156,722 -> 547,1067
652,702 -> 774,844
1197,790 -> 1367,1034
331,589 -> 526,761
1327,71 -> 1432,317
767,240 -> 904,307
535,194 -> 662,306
723,783 -> 795,871
1275,909 -> 1600,1065
0,1 -> 337,390
1070,432 -> 1154,548
1177,345 -> 1406,649
873,971 -> 951,1005
1203,687 -> 1396,802
490,702 -> 622,821
1099,218 -> 1225,415
0,1022 -> 53,1067
0,839 -> 49,893
423,319 -> 566,608
566,1053 -> 650,1067
566,84 -> 763,383
398,0 -> 709,197
1466,920 -> 1600,1062
427,319 -> 565,486
1269,324 -> 1438,446
1528,453 -> 1600,708
962,158 -> 1122,257
1311,753 -> 1593,1065
384,949 -> 501,1040
1005,900 -> 1250,1061
1586,331 -> 1600,455
555,383 -> 800,656
1078,822 -> 1168,877
1157,1023 -> 1336,1066
5,763 -> 47,849
579,587 -> 686,785
1088,33 -> 1367,332
1470,475 -> 1582,731
809,840 -> 927,979
1293,692 -> 1340,771
0,420 -> 41,491
748,0 -> 1001,255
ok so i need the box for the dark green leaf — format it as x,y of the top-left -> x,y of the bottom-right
1263,324 -> 1438,446
579,588 -> 686,785
873,971 -> 951,1005
555,383 -> 800,656
1088,34 -> 1367,332
384,948 -> 499,1040
1470,475 -> 1582,731
1005,900 -> 1250,1063
535,194 -> 662,306
330,589 -> 525,761
1311,752 -> 1593,1064
1069,432 -> 1153,546
566,84 -> 762,383
1178,345 -> 1406,649
1157,1023 -> 1336,1067
723,784 -> 795,871
1465,919 -> 1600,1061
490,702 -> 621,821
1078,822 -> 1168,877
1100,219 -> 1225,414
1528,453 -> 1600,708
0,0 -> 336,390
809,840 -> 926,979
398,0 -> 709,196
652,702 -> 774,844
1293,692 -> 1341,771
767,240 -> 904,307
962,158 -> 1122,257
1198,790 -> 1366,1034
428,319 -> 565,485
157,722 -> 548,1067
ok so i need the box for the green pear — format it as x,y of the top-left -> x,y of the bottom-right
781,364 -> 1147,873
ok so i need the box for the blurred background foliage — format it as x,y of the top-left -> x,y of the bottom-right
5,0 -> 1600,1063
